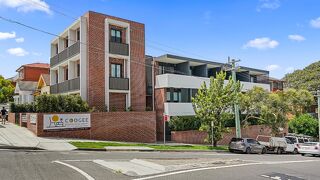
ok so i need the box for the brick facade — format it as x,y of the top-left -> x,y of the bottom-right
109,93 -> 126,111
171,125 -> 289,145
20,66 -> 50,82
86,11 -> 146,111
9,112 -> 156,143
155,88 -> 165,140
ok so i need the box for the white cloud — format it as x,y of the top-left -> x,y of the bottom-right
310,17 -> 320,29
0,31 -> 16,40
285,67 -> 294,73
288,34 -> 305,42
32,52 -> 42,56
15,37 -> 24,43
243,37 -> 279,50
7,47 -> 29,56
266,64 -> 280,71
257,0 -> 281,12
0,0 -> 51,14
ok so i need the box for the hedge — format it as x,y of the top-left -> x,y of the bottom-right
10,94 -> 90,113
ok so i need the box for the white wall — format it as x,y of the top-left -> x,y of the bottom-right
164,103 -> 195,116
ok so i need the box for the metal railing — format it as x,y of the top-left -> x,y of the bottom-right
50,77 -> 80,94
109,41 -> 129,56
109,77 -> 129,90
50,41 -> 80,67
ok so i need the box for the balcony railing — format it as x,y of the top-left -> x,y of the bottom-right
109,41 -> 129,56
50,77 -> 80,94
50,41 -> 80,67
109,77 -> 129,90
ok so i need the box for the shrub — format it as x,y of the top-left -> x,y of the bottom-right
11,94 -> 90,113
168,116 -> 201,131
289,114 -> 319,137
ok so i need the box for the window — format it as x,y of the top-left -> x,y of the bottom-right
173,89 -> 181,102
159,66 -> 165,75
64,37 -> 68,48
298,138 -> 304,143
55,44 -> 58,54
111,64 -> 122,78
55,71 -> 58,84
77,63 -> 80,77
76,28 -> 80,41
65,67 -> 68,81
247,139 -> 257,144
111,29 -> 122,43
166,89 -> 171,102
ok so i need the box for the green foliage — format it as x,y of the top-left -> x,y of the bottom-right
192,71 -> 241,146
11,94 -> 89,113
289,114 -> 319,137
0,75 -> 14,103
284,61 -> 320,91
168,116 -> 201,131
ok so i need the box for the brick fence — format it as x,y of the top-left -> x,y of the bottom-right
171,125 -> 288,145
8,111 -> 156,143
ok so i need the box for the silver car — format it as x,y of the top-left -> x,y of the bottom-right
229,138 -> 267,154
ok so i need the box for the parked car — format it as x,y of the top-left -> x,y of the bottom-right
285,135 -> 311,152
285,138 -> 299,154
257,135 -> 289,154
229,137 -> 266,154
298,142 -> 320,157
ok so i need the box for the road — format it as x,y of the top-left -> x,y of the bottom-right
0,149 -> 319,180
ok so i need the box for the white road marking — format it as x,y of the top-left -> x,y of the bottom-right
132,162 -> 263,180
53,160 -> 95,180
133,159 -> 320,180
261,175 -> 270,178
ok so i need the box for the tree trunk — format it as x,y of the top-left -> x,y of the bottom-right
213,141 -> 217,147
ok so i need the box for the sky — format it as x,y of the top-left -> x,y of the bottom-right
0,0 -> 319,79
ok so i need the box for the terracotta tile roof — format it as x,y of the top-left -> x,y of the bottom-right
23,63 -> 50,68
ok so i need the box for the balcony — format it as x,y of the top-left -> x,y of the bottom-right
155,74 -> 271,92
164,103 -> 195,116
50,41 -> 80,67
109,77 -> 129,90
109,41 -> 129,56
50,77 -> 80,94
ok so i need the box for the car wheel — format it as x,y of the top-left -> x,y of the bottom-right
276,148 -> 282,154
262,148 -> 267,154
229,149 -> 234,153
293,148 -> 298,154
301,153 -> 305,156
245,147 -> 251,154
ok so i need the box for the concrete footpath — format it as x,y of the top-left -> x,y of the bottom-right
0,123 -> 76,151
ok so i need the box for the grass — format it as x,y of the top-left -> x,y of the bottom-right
69,141 -> 228,151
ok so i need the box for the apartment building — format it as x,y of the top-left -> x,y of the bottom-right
13,63 -> 50,104
147,54 -> 271,140
50,11 -> 146,111
269,77 -> 284,91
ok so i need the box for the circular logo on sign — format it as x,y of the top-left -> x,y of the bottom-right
52,115 -> 59,122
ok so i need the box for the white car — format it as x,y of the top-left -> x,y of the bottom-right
299,142 -> 320,157
284,138 -> 299,154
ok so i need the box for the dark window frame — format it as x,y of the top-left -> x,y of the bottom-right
110,28 -> 122,43
111,63 -> 122,78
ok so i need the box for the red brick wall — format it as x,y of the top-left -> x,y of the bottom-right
86,11 -> 146,111
171,125 -> 289,145
23,67 -> 50,82
155,88 -> 165,140
8,113 -> 15,124
24,111 -> 156,143
109,93 -> 126,111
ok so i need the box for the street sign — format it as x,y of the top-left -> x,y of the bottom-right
163,115 -> 170,122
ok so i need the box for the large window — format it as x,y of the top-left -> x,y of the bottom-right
64,37 -> 68,48
77,63 -> 80,77
111,64 -> 122,78
111,29 -> 122,43
76,28 -> 80,41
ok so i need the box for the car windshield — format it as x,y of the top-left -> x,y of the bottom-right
231,138 -> 243,142
298,139 -> 304,143
286,137 -> 297,143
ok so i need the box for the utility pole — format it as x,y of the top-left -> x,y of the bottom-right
316,90 -> 320,142
228,57 -> 241,138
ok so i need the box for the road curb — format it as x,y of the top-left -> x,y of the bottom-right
74,148 -> 227,153
0,145 -> 44,150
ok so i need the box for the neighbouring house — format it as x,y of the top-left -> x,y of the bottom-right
146,54 -> 271,140
13,63 -> 50,104
269,77 -> 284,91
34,74 -> 50,96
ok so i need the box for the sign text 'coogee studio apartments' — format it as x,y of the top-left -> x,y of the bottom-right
43,114 -> 91,130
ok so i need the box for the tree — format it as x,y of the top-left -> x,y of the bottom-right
284,89 -> 314,115
239,87 -> 268,125
284,61 -> 320,91
289,114 -> 319,138
0,75 -> 14,103
192,71 -> 241,146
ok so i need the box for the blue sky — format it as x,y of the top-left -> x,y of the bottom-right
0,0 -> 319,79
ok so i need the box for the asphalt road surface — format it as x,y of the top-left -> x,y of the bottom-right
0,149 -> 319,180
